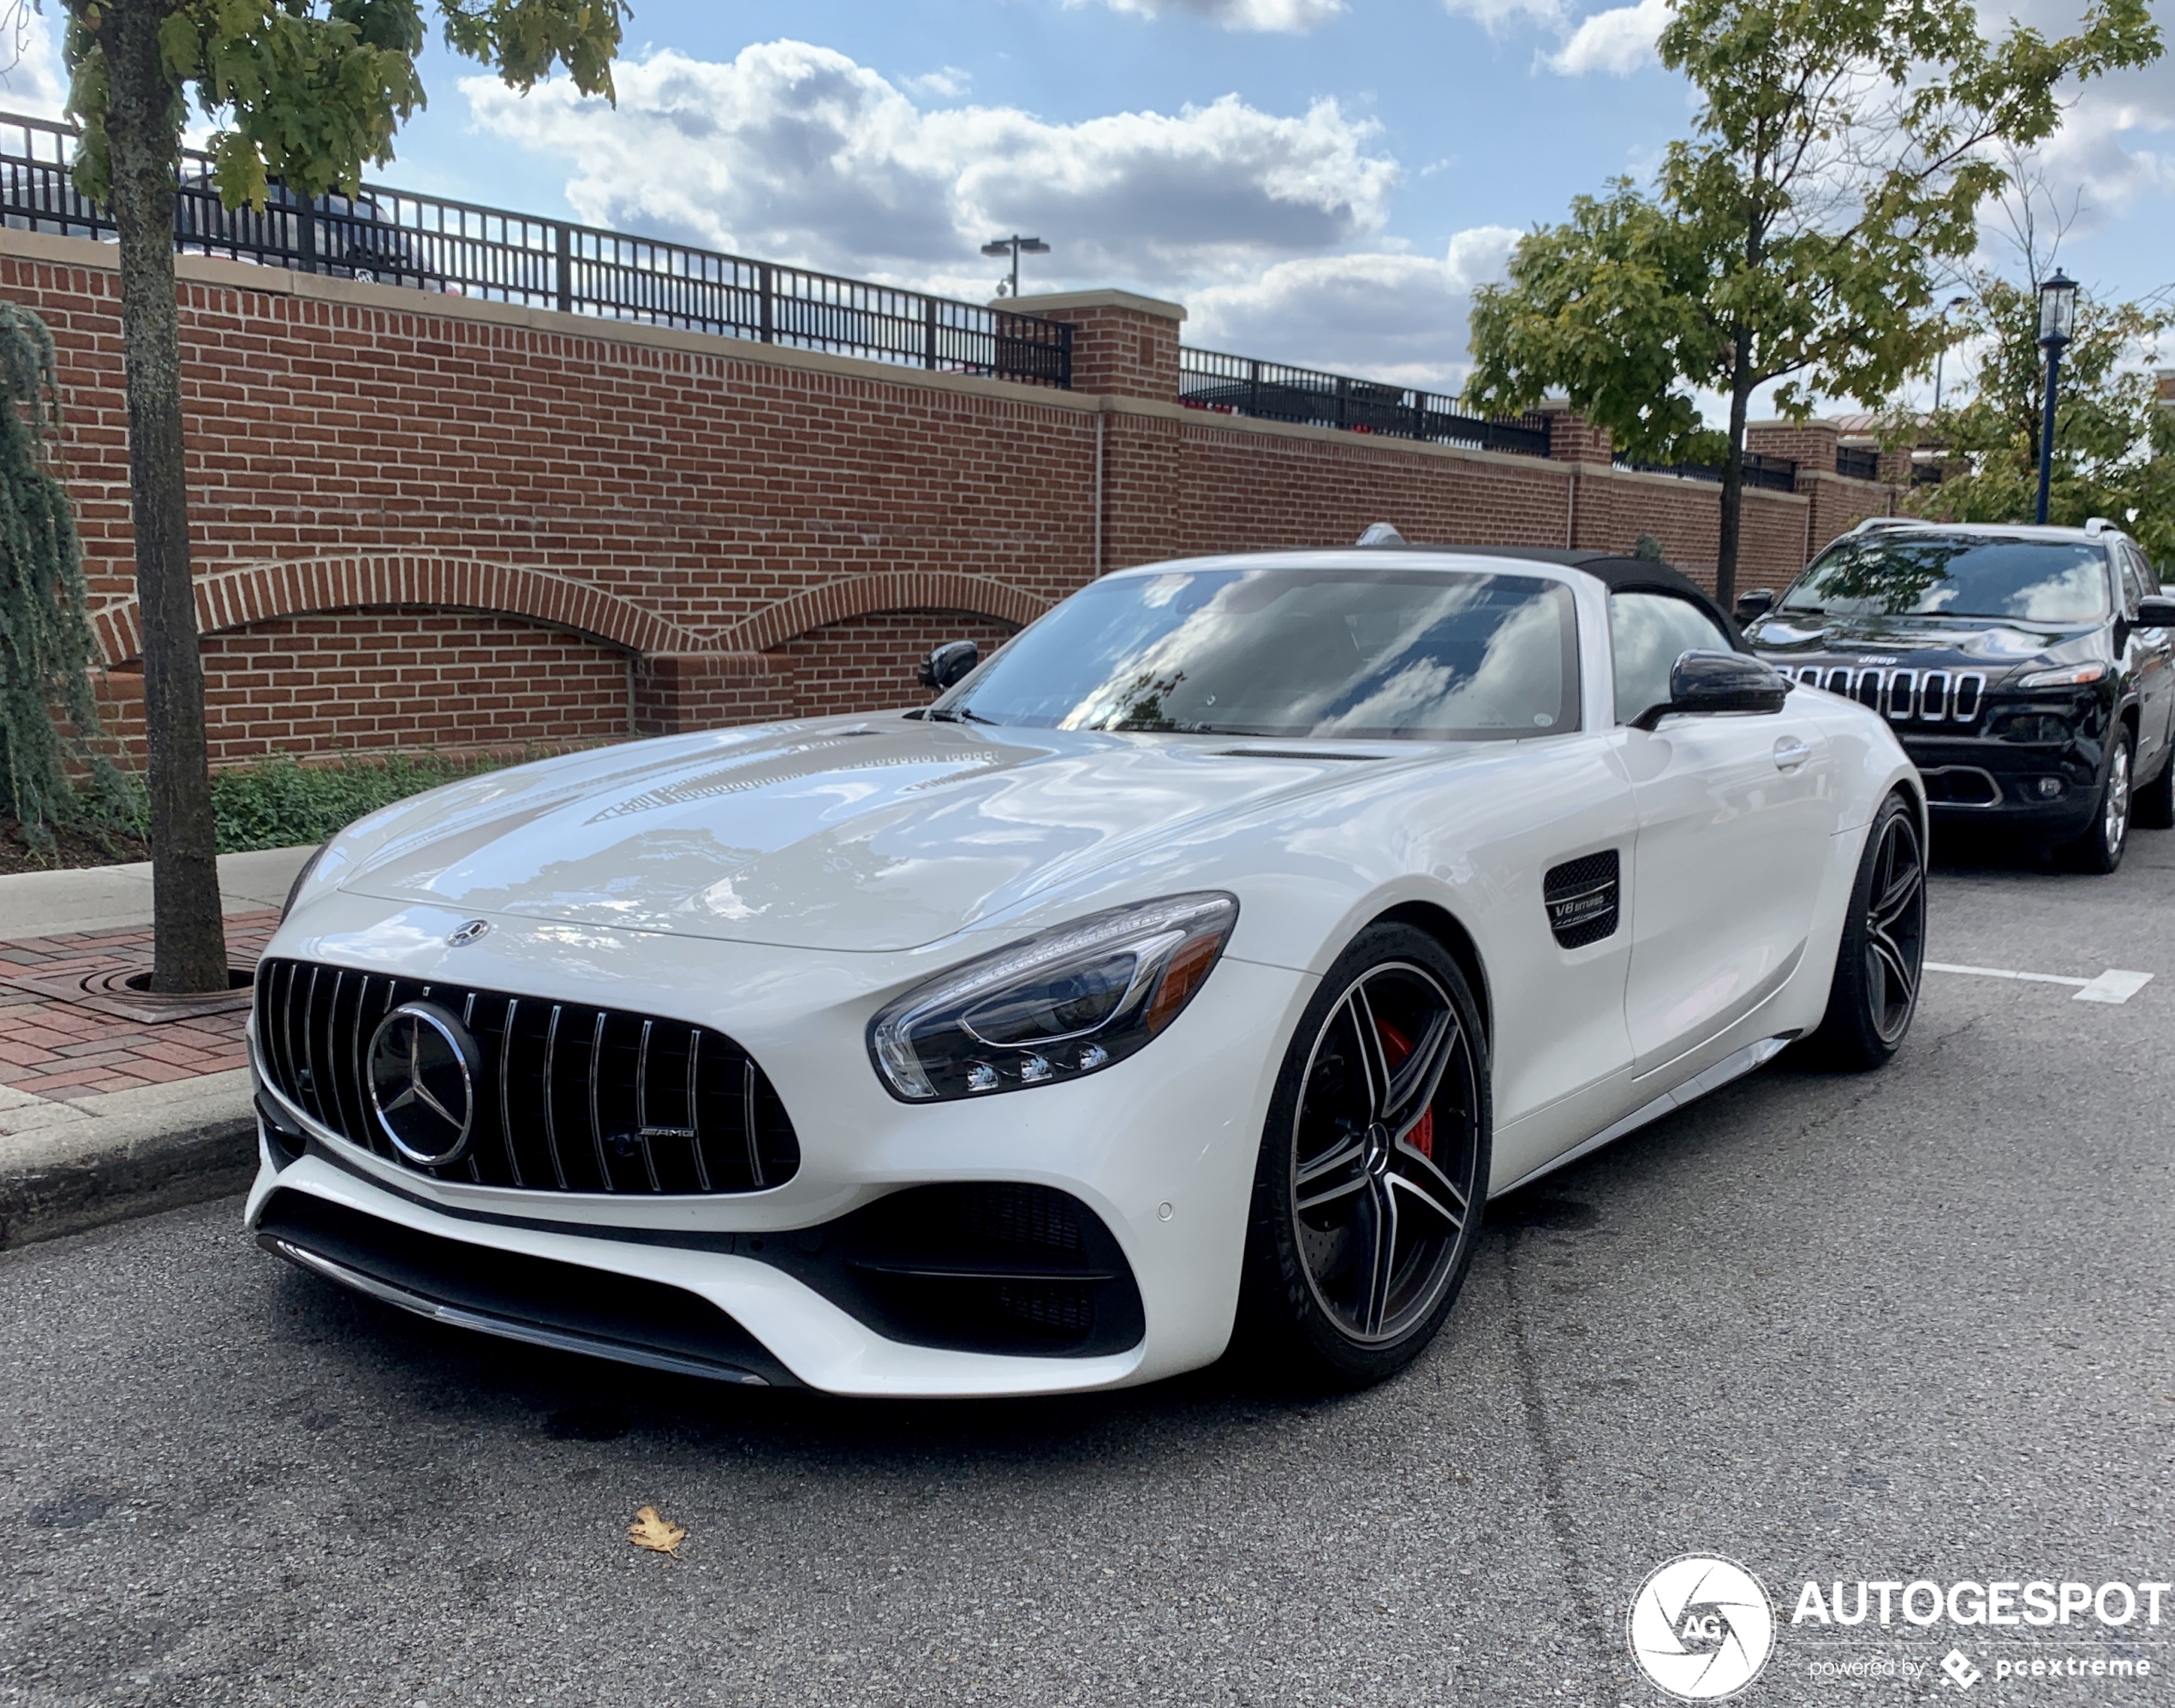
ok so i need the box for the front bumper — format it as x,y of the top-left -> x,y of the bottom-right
246,894 -> 1314,1397
1902,732 -> 2106,836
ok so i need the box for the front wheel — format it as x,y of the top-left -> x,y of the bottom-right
2059,729 -> 2133,873
1233,924 -> 1490,1390
1805,790 -> 1926,1071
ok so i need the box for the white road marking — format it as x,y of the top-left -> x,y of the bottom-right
1925,961 -> 2154,1004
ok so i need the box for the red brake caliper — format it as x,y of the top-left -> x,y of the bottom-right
1375,1020 -> 1434,1159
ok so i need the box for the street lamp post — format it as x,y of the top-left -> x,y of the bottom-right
2035,271 -> 2078,526
982,235 -> 1051,299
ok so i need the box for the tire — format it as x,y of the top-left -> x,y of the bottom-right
2059,727 -> 2134,873
2132,743 -> 2174,830
1233,923 -> 1491,1390
1805,790 -> 1927,1071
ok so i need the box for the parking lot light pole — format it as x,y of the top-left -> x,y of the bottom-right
2035,271 -> 2077,525
981,235 -> 1049,298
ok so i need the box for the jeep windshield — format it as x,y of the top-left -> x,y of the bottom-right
1780,536 -> 2110,623
937,565 -> 1579,741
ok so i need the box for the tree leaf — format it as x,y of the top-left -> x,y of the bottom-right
628,1505 -> 687,1556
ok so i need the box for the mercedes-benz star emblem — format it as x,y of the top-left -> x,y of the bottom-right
366,1002 -> 479,1168
446,919 -> 491,947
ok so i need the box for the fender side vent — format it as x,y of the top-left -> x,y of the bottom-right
1545,851 -> 1621,949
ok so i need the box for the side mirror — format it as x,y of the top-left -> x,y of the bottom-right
1632,649 -> 1791,731
917,640 -> 980,693
2134,596 -> 2175,628
1734,588 -> 1776,622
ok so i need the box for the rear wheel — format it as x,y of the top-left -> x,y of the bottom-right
1806,790 -> 1926,1071
2059,729 -> 2133,873
1234,924 -> 1489,1390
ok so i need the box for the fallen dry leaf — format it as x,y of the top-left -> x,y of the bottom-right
628,1504 -> 686,1556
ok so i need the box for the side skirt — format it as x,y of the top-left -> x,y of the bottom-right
1490,1032 -> 1797,1198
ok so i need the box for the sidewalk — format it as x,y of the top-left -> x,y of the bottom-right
0,846 -> 317,1248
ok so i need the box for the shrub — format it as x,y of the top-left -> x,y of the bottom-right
98,750 -> 514,854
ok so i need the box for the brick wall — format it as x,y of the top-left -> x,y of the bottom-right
0,229 -> 1898,766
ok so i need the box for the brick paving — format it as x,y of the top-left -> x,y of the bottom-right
0,911 -> 274,1100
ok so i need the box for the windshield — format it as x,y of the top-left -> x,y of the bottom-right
1780,536 -> 2111,623
940,565 -> 1579,741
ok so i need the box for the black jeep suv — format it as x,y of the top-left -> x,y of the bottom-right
1741,519 -> 2175,872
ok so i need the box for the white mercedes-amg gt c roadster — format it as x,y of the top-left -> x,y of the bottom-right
247,539 -> 1926,1396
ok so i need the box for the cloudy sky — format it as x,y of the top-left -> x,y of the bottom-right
4,0 -> 2170,402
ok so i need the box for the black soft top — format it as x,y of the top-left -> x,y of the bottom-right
1357,543 -> 1744,651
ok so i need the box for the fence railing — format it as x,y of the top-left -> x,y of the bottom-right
1835,445 -> 1881,481
1178,347 -> 1550,457
1613,451 -> 1800,492
0,112 -> 1072,388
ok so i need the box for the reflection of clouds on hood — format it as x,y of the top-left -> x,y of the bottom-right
462,40 -> 1397,288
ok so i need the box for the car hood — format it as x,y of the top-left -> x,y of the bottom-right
1746,609 -> 2099,668
335,717 -> 1427,952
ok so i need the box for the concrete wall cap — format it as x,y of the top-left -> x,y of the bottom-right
1000,289 -> 1188,321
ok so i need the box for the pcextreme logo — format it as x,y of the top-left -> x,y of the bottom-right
1629,1555 -> 1777,1700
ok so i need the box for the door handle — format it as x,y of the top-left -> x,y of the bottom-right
1773,735 -> 1812,772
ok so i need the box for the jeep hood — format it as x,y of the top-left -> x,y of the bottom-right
335,717 -> 1429,952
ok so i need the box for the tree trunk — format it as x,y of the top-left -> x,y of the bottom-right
102,0 -> 228,992
1715,337 -> 1754,615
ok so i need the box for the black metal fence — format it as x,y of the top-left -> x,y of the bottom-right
1179,347 -> 1550,457
1835,444 -> 1881,481
1613,451 -> 1800,492
0,112 -> 1072,388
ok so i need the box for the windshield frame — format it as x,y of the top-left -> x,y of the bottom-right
1778,531 -> 2115,625
932,554 -> 1592,744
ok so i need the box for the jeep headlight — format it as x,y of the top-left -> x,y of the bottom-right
867,893 -> 1238,1101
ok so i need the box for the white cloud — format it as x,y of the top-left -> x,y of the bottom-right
1439,0 -> 1567,34
1072,0 -> 1346,31
1544,0 -> 1671,75
899,66 -> 971,100
462,40 -> 1397,288
1186,226 -> 1522,390
0,6 -> 68,122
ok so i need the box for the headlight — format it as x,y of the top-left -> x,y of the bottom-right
868,892 -> 1238,1102
2017,662 -> 2106,688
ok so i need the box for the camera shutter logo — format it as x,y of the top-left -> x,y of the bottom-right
1628,1555 -> 1775,1700
367,1002 -> 479,1168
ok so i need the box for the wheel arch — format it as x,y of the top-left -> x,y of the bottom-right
1367,900 -> 1493,1053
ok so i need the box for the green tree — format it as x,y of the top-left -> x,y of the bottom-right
1463,0 -> 2160,609
54,0 -> 625,991
1908,276 -> 2175,568
0,300 -> 104,842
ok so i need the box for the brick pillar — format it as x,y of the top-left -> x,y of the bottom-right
1745,419 -> 1838,476
1537,403 -> 1613,464
1005,289 -> 1185,399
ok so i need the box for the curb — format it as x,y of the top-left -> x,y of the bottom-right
0,1071 -> 256,1251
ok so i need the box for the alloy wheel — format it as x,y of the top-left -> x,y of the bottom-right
1289,961 -> 1481,1344
1863,809 -> 1927,1045
2104,741 -> 2132,860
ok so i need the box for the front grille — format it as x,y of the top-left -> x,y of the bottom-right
253,958 -> 800,1195
1790,664 -> 1985,725
1544,850 -> 1620,949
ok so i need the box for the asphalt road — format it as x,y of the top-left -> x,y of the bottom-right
4,829 -> 2172,1708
